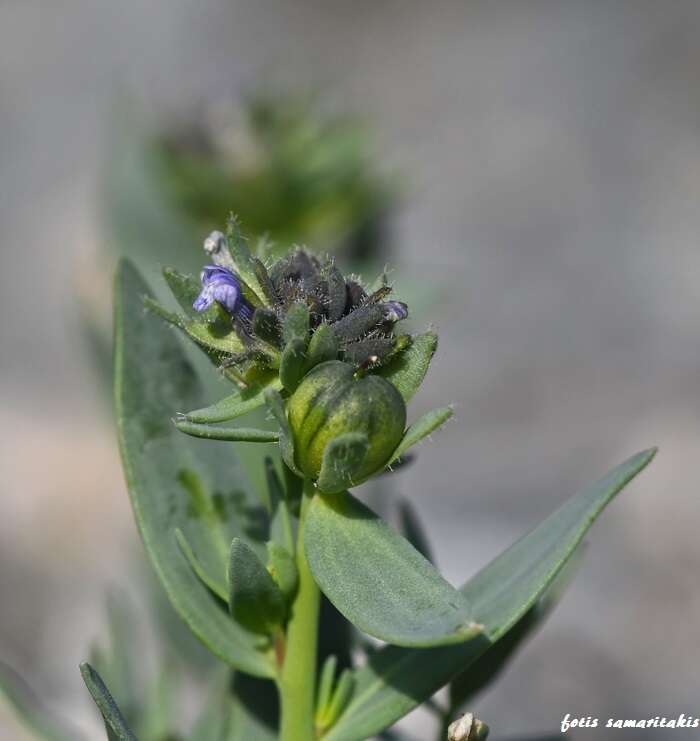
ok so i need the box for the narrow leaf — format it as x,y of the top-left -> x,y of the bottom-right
266,542 -> 298,598
226,217 -> 271,306
182,379 -> 283,424
317,433 -> 369,494
80,663 -> 137,741
264,388 -> 300,475
229,538 -> 286,634
305,324 -> 339,371
266,458 -> 295,552
305,490 -> 479,647
175,528 -> 228,601
175,420 -> 279,443
389,406 -> 453,466
283,302 -> 310,344
280,337 -> 308,392
323,448 -> 656,740
315,655 -> 338,725
377,331 -> 437,402
114,260 -> 274,678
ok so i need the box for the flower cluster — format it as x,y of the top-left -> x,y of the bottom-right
192,228 -> 410,378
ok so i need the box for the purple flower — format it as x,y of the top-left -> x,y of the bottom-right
382,301 -> 408,323
193,265 -> 254,322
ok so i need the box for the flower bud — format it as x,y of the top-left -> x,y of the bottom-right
287,360 -> 406,483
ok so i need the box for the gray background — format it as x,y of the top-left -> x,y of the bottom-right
2,1 -> 699,738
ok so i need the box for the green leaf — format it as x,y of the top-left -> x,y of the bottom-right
448,548 -> 577,712
0,663 -> 83,741
229,538 -> 287,634
79,663 -> 137,741
264,388 -> 301,476
280,338 -> 308,392
315,655 -> 338,724
317,434 -> 369,494
114,259 -> 274,678
396,498 -> 434,564
175,420 -> 280,443
182,379 -> 283,424
225,217 -> 271,307
305,324 -> 339,371
266,541 -> 299,598
283,302 -> 310,344
377,332 -> 437,402
322,448 -> 656,740
265,458 -> 295,552
144,295 -> 246,357
389,406 -> 453,466
163,267 -> 202,317
305,490 -> 480,647
175,528 -> 228,600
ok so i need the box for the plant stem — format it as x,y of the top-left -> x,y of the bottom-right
279,479 -> 321,741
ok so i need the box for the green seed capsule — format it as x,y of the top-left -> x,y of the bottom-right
287,361 -> 407,483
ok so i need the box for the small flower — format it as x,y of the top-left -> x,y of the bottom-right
382,301 -> 408,323
193,265 -> 254,322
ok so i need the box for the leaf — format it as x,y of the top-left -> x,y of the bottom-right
266,541 -> 299,598
226,217 -> 271,307
448,565 -> 568,711
114,259 -> 274,677
163,267 -> 202,317
377,332 -> 437,402
322,448 -> 656,740
317,434 -> 369,494
305,324 -> 339,371
396,498 -> 434,564
0,663 -> 83,741
305,490 -> 479,647
283,302 -> 310,344
280,338 -> 308,392
389,406 -> 453,466
175,420 -> 280,443
182,379 -> 283,424
265,458 -> 295,552
264,388 -> 301,476
80,663 -> 137,741
144,296 -> 246,357
465,448 -> 656,640
229,538 -> 287,634
176,528 -> 228,600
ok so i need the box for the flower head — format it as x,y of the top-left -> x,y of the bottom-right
193,265 -> 254,323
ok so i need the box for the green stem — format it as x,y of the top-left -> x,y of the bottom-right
279,479 -> 321,741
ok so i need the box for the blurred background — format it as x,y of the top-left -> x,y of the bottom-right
2,1 -> 700,738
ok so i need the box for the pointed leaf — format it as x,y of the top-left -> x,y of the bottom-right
225,217 -> 271,307
305,324 -> 339,371
266,542 -> 298,598
229,538 -> 286,634
389,406 -> 453,466
283,302 -> 310,344
175,528 -> 228,600
265,458 -> 295,552
175,420 -> 280,443
264,388 -> 300,475
114,260 -> 274,677
280,338 -> 308,392
163,267 -> 203,317
377,331 -> 437,402
323,448 -> 656,740
317,434 -> 369,494
305,490 -> 479,647
182,379 -> 283,424
80,663 -> 137,741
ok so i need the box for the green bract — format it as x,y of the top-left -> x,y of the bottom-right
287,360 -> 407,485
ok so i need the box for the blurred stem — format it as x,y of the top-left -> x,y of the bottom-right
279,479 -> 320,741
